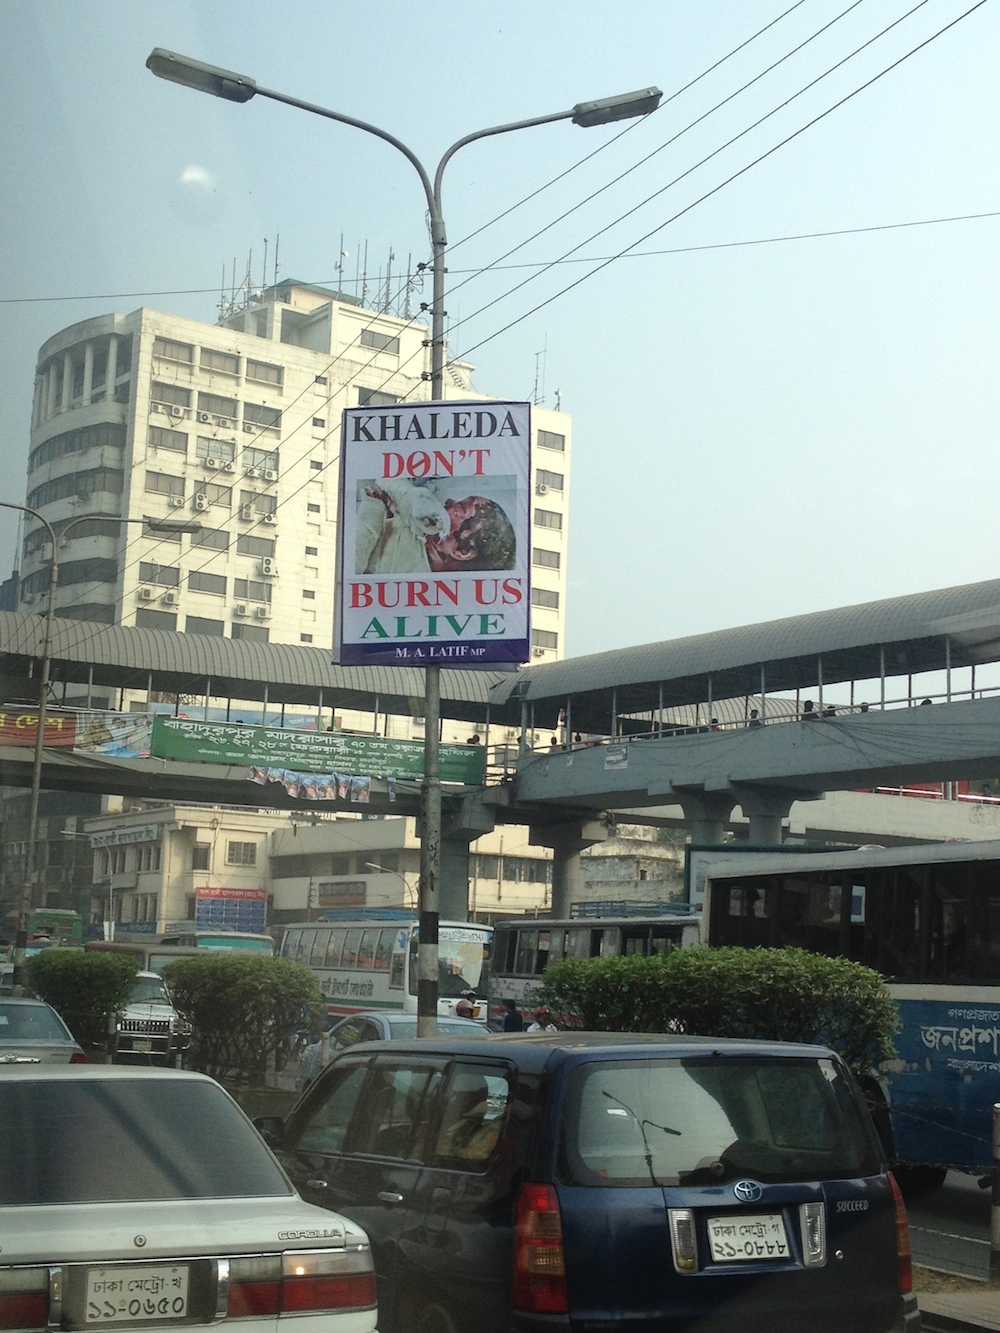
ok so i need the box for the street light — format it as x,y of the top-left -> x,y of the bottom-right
363,861 -> 416,910
146,50 -> 661,1034
0,503 -> 201,975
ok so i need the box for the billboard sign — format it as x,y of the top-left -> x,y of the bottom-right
334,400 -> 531,666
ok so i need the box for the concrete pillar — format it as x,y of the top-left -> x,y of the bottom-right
46,361 -> 58,418
83,342 -> 94,404
530,818 -> 609,919
434,793 -> 497,922
732,787 -> 813,846
61,352 -> 72,411
674,791 -> 736,845
106,335 -> 119,395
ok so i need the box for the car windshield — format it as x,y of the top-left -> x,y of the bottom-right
0,1002 -> 69,1043
409,927 -> 489,998
130,976 -> 170,1004
558,1057 -> 879,1187
0,1078 -> 293,1205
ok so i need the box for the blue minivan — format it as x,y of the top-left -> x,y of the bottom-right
258,1032 -> 919,1333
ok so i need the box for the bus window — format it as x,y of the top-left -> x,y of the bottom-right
283,929 -> 302,962
296,930 -> 316,965
390,944 -> 405,988
373,930 -> 392,971
342,929 -> 362,969
563,929 -> 589,960
309,929 -> 328,968
493,926 -> 516,974
598,928 -> 621,958
358,929 -> 380,970
537,931 -> 551,974
548,930 -> 565,963
324,929 -> 345,968
514,930 -> 538,976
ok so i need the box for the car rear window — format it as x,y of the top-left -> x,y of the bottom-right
0,1078 -> 293,1205
0,1002 -> 69,1042
558,1057 -> 879,1187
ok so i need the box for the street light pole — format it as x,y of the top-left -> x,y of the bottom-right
0,504 -> 201,975
146,50 -> 661,1034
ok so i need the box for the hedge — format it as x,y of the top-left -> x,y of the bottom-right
24,949 -> 139,1049
161,953 -> 323,1084
538,946 -> 897,1078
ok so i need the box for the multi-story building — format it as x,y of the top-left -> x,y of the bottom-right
19,281 -> 570,661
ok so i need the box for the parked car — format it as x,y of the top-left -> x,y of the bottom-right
0,1066 -> 377,1333
258,1032 -> 919,1333
0,996 -> 86,1064
112,970 -> 191,1064
297,1010 -> 488,1089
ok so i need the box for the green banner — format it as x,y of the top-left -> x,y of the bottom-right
150,716 -> 486,784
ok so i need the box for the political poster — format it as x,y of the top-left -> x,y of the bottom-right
334,400 -> 531,666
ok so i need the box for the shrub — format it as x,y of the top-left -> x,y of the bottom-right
538,946 -> 897,1078
161,953 -> 322,1084
24,949 -> 139,1049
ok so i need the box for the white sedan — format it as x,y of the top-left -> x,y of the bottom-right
0,1067 -> 377,1333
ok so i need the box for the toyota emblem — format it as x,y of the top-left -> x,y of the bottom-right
733,1180 -> 763,1203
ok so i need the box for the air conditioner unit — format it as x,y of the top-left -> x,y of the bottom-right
532,648 -> 545,657
198,411 -> 210,423
243,424 -> 255,434
216,417 -> 230,428
536,483 -> 548,495
239,505 -> 253,522
170,405 -> 185,420
260,558 -> 276,577
151,402 -> 164,414
263,513 -> 276,525
263,469 -> 278,482
254,606 -> 270,620
233,603 -> 249,617
138,587 -> 154,602
162,591 -> 178,607
222,461 -> 235,472
245,467 -> 260,479
205,458 -> 220,469
194,494 -> 209,512
168,496 -> 185,508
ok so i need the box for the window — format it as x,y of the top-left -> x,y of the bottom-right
191,527 -> 229,551
197,392 -> 238,418
144,471 -> 184,497
534,509 -> 563,531
359,329 -> 400,356
315,375 -> 328,385
192,843 -> 211,871
305,545 -> 318,557
295,1063 -> 369,1155
353,1064 -> 440,1160
151,382 -> 191,407
227,840 -> 257,867
307,503 -> 321,514
28,423 -> 126,473
203,481 -> 232,508
357,388 -> 400,407
196,436 -> 236,463
135,608 -> 177,631
240,490 -> 277,516
188,571 -> 227,595
153,337 -> 194,365
139,562 -> 180,588
434,1065 -> 510,1167
302,589 -> 316,600
301,634 -> 313,643
532,587 -> 559,609
27,467 -> 124,509
534,547 -> 560,568
148,426 -> 187,454
538,429 -> 565,452
244,446 -> 279,471
236,534 -> 274,558
233,578 -> 272,602
245,359 -> 283,387
310,458 -> 323,469
201,348 -> 239,376
312,419 -> 325,430
536,468 -> 564,491
532,628 -> 558,650
231,623 -> 269,642
244,402 -> 282,430
186,616 -> 225,636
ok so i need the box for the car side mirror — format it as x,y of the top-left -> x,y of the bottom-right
253,1115 -> 287,1149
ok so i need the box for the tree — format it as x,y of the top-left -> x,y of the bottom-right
25,950 -> 138,1050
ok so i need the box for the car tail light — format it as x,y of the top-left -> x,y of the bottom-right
229,1250 -> 375,1318
0,1268 -> 49,1331
799,1201 -> 826,1267
70,1053 -> 88,1064
888,1173 -> 913,1294
512,1184 -> 567,1314
668,1208 -> 698,1271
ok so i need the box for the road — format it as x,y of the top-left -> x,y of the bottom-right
907,1171 -> 993,1280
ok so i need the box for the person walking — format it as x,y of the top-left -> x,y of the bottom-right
500,998 -> 524,1032
527,1006 -> 557,1033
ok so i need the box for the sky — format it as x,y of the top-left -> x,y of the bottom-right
2,0 -> 998,663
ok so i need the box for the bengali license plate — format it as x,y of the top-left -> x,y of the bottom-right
707,1213 -> 790,1262
85,1265 -> 189,1324
131,1039 -> 152,1053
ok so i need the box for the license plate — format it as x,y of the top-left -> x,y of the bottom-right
85,1265 -> 189,1324
707,1213 -> 790,1262
132,1039 -> 152,1052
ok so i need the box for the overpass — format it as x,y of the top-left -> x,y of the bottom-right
5,575 -> 1000,915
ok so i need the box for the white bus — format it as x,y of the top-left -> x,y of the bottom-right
278,914 -> 493,1019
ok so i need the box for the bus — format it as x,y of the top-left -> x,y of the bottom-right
26,908 -> 83,951
699,839 -> 1000,1184
488,909 -> 702,1024
156,929 -> 274,954
278,912 -> 493,1020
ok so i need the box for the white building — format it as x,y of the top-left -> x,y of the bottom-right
20,281 -> 570,662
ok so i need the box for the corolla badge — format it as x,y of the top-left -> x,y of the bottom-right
733,1180 -> 763,1203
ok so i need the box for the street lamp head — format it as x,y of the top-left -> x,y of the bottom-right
146,48 -> 257,104
145,519 -> 203,535
571,87 -> 662,127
